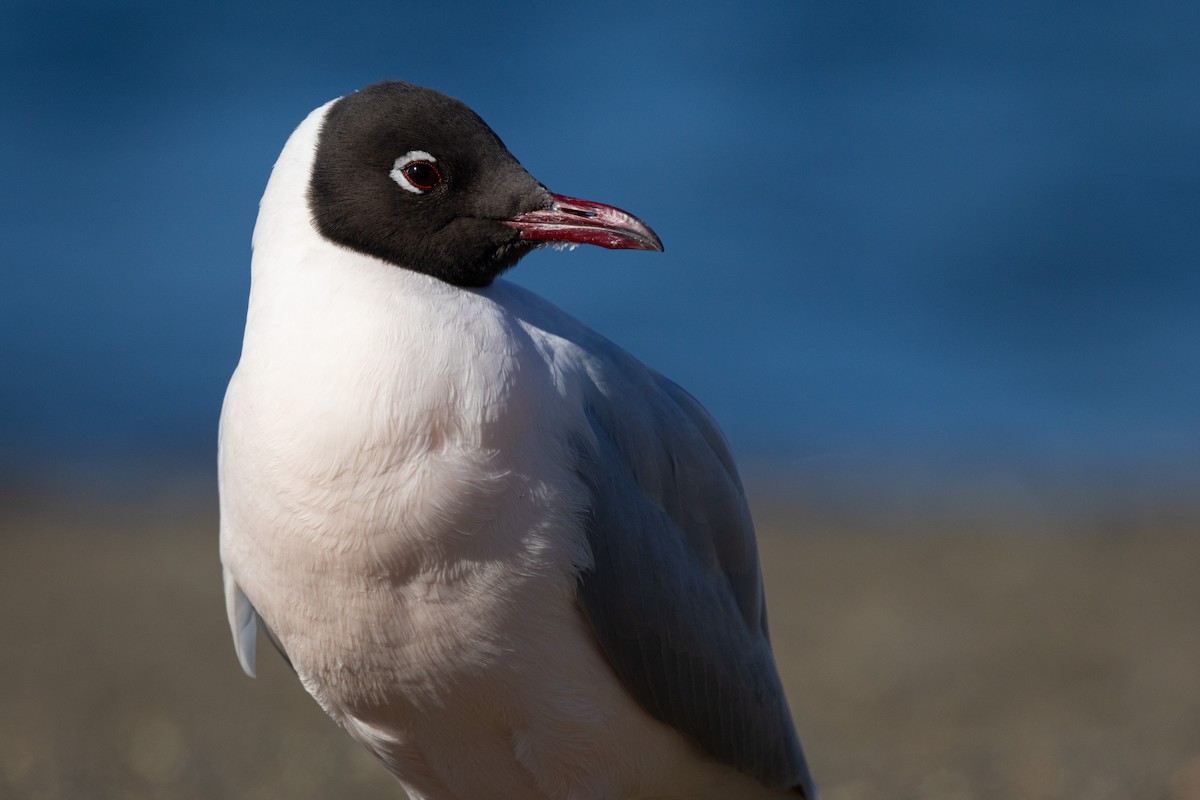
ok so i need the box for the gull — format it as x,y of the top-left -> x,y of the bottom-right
219,80 -> 815,800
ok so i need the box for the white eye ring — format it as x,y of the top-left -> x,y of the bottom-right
390,150 -> 439,194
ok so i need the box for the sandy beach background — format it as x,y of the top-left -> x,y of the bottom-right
4,3 -> 1197,799
2,488 -> 1197,800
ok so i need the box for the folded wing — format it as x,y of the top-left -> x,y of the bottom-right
569,357 -> 814,796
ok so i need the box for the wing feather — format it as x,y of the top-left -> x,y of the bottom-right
223,567 -> 259,678
570,367 -> 815,796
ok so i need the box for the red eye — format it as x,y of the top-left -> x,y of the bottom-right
402,161 -> 440,190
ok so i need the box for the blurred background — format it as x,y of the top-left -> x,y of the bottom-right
1,2 -> 1197,799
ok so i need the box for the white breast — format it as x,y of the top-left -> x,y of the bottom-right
218,102 -> 788,800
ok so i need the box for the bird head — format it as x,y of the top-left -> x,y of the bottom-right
307,81 -> 663,288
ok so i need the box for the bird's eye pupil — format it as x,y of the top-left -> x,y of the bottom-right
403,162 -> 440,190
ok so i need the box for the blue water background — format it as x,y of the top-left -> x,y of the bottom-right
1,1 -> 1197,503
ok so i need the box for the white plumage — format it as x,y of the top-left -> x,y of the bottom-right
220,86 -> 813,800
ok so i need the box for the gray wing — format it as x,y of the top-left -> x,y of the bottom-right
569,354 -> 815,797
222,566 -> 295,676
223,567 -> 259,677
